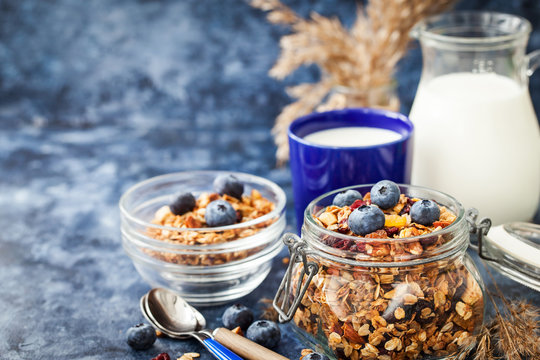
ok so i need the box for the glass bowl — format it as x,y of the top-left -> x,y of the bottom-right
119,171 -> 286,305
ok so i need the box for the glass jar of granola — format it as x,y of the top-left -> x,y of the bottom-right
274,184 -> 485,360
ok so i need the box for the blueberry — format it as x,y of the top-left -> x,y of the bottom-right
246,320 -> 281,348
370,180 -> 400,209
332,189 -> 363,207
205,200 -> 237,227
303,353 -> 330,360
348,205 -> 385,236
410,199 -> 440,226
213,174 -> 244,199
170,192 -> 196,215
126,323 -> 156,350
222,304 -> 254,331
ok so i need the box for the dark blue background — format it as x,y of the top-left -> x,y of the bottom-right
0,1 -> 538,359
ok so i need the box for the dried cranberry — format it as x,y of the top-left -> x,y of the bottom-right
385,226 -> 400,237
333,239 -> 353,251
399,198 -> 415,215
337,218 -> 350,233
355,242 -> 366,253
321,235 -> 338,247
328,238 -> 341,247
336,226 -> 350,234
344,242 -> 367,253
420,235 -> 437,246
151,353 -> 171,360
350,199 -> 366,210
399,205 -> 410,215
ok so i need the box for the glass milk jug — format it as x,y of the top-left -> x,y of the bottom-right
410,12 -> 540,225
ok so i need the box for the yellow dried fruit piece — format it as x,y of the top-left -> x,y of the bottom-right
384,214 -> 407,228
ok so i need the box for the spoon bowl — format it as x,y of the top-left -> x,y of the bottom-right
141,290 -> 241,360
141,288 -> 289,360
140,294 -> 191,340
146,288 -> 199,334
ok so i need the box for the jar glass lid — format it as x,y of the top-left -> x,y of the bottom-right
482,222 -> 540,291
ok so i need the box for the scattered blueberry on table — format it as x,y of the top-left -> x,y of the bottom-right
303,352 -> 330,360
370,180 -> 401,209
222,304 -> 254,331
205,199 -> 237,227
213,174 -> 244,199
126,323 -> 157,350
246,320 -> 281,349
332,189 -> 363,207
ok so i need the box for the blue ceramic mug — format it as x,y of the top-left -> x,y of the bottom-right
288,108 -> 414,233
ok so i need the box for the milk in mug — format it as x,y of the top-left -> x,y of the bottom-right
303,127 -> 402,147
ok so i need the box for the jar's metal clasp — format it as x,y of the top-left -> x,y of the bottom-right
466,208 -> 496,262
273,232 -> 319,323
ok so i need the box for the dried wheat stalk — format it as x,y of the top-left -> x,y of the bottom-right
251,0 -> 455,164
457,261 -> 540,360
487,267 -> 540,359
472,325 -> 493,360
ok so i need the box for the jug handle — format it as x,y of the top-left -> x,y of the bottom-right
525,49 -> 540,77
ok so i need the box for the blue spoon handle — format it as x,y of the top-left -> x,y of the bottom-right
202,338 -> 244,360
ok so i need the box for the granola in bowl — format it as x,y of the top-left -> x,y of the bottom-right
120,171 -> 286,305
147,189 -> 276,265
274,182 -> 485,360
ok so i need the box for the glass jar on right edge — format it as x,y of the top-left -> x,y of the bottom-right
409,12 -> 540,225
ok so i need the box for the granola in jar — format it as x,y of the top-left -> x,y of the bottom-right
275,182 -> 485,360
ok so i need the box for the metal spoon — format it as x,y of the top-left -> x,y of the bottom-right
144,287 -> 199,334
141,288 -> 290,360
141,290 -> 242,360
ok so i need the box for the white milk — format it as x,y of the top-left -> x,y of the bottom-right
303,127 -> 402,147
410,72 -> 540,225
